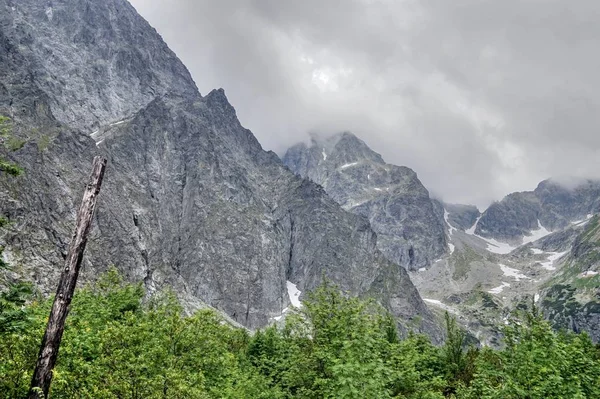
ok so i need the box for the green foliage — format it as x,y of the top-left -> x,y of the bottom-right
1,271 -> 600,398
36,134 -> 53,151
5,136 -> 27,151
248,282 -> 453,399
451,246 -> 483,281
442,312 -> 478,395
0,116 -> 24,176
0,282 -> 44,398
460,307 -> 600,399
0,116 -> 11,136
0,159 -> 23,176
0,269 -> 277,398
0,281 -> 35,334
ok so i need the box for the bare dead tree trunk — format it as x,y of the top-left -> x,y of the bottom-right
28,156 -> 107,399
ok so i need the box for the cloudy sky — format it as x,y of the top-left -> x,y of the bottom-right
129,0 -> 600,208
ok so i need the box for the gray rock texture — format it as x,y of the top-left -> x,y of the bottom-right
444,203 -> 480,231
0,0 -> 196,132
476,179 -> 600,241
0,0 -> 442,341
283,133 -> 447,271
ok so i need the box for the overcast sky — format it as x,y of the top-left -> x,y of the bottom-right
129,0 -> 600,209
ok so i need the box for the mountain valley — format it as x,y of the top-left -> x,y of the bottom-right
284,134 -> 600,344
0,0 -> 599,350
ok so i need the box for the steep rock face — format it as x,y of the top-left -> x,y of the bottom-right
0,0 -> 196,133
476,179 -> 600,242
476,192 -> 541,241
430,199 -> 446,231
534,180 -> 600,227
283,133 -> 447,271
0,0 -> 442,340
444,203 -> 480,231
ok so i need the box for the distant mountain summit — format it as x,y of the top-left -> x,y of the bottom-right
474,179 -> 600,242
283,132 -> 447,271
417,180 -> 600,344
284,132 -> 600,343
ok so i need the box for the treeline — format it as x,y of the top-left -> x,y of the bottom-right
1,270 -> 599,398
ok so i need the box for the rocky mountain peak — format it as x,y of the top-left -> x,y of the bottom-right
0,0 -> 443,342
442,203 -> 481,231
1,0 -> 198,133
475,179 -> 600,242
283,133 -> 447,271
206,88 -> 231,107
314,132 -> 385,165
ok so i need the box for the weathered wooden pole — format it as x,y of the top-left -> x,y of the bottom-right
28,156 -> 107,399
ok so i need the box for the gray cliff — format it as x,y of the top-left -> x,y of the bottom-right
283,133 -> 447,271
476,179 -> 600,242
444,203 -> 480,231
0,0 -> 442,340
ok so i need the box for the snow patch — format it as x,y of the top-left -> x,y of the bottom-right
372,186 -> 391,192
343,198 -> 371,210
531,248 -> 544,255
45,7 -> 53,21
340,162 -> 359,169
581,270 -> 599,278
534,293 -> 540,302
539,251 -> 567,271
272,307 -> 290,322
286,281 -> 302,308
448,243 -> 455,254
465,216 -> 481,235
418,267 -> 427,272
465,215 -> 547,255
482,238 -> 517,254
273,283 -> 303,322
499,264 -> 529,281
465,216 -> 517,254
521,220 -> 551,245
90,130 -> 104,145
444,209 -> 456,236
343,199 -> 369,210
488,282 -> 511,294
322,148 -> 327,160
423,299 -> 459,315
572,214 -> 594,227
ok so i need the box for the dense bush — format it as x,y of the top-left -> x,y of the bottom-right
1,270 -> 599,398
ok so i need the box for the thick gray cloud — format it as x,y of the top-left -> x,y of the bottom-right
129,0 -> 600,208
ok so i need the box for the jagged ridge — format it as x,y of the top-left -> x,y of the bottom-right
0,0 -> 442,341
283,133 -> 447,271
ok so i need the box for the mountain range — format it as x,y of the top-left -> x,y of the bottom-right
1,0 -> 599,345
283,133 -> 447,271
283,134 -> 600,343
0,0 -> 441,341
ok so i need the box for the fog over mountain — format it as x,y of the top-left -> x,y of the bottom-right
129,0 -> 600,208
